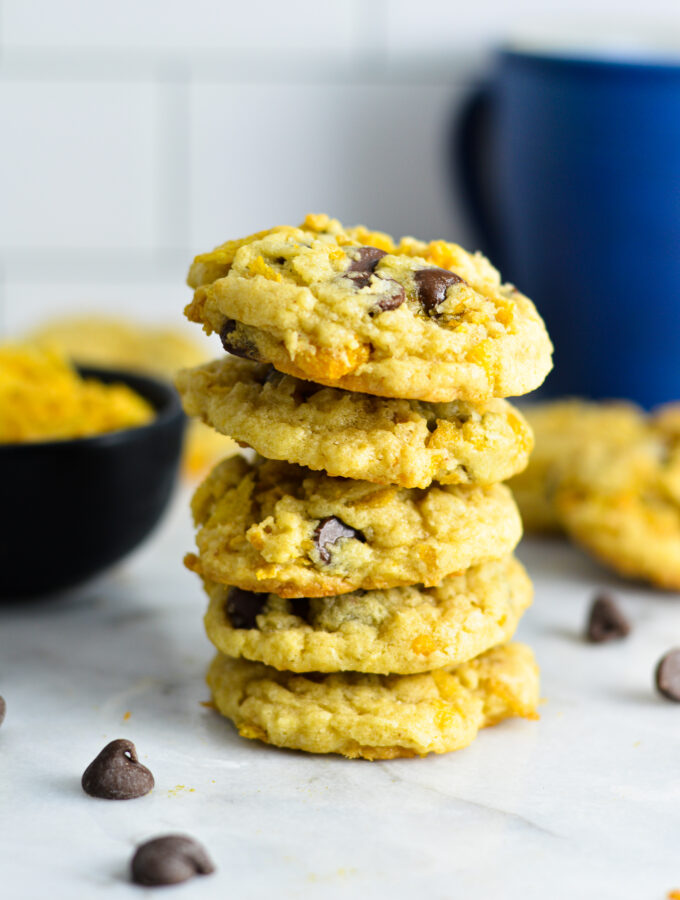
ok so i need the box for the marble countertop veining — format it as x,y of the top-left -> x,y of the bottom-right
2,491 -> 680,900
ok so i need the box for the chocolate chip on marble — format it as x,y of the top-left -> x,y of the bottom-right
586,594 -> 631,643
313,516 -> 364,564
219,319 -> 259,360
655,649 -> 680,701
81,739 -> 154,800
131,835 -> 215,887
347,246 -> 387,273
414,267 -> 464,315
0,696 -> 5,727
226,587 -> 266,629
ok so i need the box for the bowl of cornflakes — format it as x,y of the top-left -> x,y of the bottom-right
0,345 -> 185,599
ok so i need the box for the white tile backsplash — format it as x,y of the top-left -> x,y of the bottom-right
188,81 -> 471,251
386,0 -> 680,54
0,81 -> 157,251
2,0 -> 676,336
2,0 -> 356,52
3,281 -> 199,336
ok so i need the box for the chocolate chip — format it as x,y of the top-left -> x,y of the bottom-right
226,587 -> 265,629
219,319 -> 259,360
313,516 -> 364,564
346,271 -> 373,290
81,738 -> 154,800
131,835 -> 215,887
347,246 -> 387,273
371,278 -> 405,313
585,594 -> 631,643
0,696 -> 5,727
655,649 -> 680,701
414,267 -> 464,315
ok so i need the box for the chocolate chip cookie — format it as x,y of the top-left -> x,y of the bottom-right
508,399 -> 648,532
202,555 -> 532,674
185,217 -> 552,403
554,403 -> 680,589
206,642 -> 539,759
175,357 -> 533,489
187,456 -> 522,598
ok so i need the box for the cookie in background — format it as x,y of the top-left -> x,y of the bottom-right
509,399 -> 680,590
26,314 -> 238,477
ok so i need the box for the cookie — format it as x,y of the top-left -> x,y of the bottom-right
206,642 -> 539,759
187,455 -> 522,598
508,399 -> 648,532
175,357 -> 533,489
202,555 -> 532,674
554,403 -> 680,589
185,217 -> 552,403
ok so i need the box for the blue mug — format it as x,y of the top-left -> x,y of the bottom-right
454,47 -> 680,407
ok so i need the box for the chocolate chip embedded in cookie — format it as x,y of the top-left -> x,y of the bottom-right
202,555 -> 532,675
414,267 -> 465,316
184,218 -> 552,402
187,455 -> 523,598
174,357 -> 534,489
206,642 -> 540,759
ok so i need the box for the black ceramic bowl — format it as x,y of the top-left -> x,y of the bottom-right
0,366 -> 186,600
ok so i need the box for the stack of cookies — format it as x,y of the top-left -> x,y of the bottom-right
176,214 -> 553,759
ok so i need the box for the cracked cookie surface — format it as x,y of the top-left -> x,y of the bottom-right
185,215 -> 552,403
202,555 -> 532,674
187,456 -> 522,598
175,357 -> 533,489
206,642 -> 539,759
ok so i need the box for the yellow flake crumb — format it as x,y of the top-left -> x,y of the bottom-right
0,343 -> 153,443
411,635 -> 437,656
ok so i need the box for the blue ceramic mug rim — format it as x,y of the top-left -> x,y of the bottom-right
499,45 -> 680,75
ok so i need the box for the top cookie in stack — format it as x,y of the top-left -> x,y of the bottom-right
178,214 -> 551,759
185,213 -> 552,403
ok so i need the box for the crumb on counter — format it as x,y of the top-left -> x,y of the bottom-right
0,343 -> 154,443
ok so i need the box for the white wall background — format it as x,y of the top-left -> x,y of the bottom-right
2,0 -> 679,337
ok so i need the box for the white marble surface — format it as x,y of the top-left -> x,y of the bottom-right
2,490 -> 680,900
